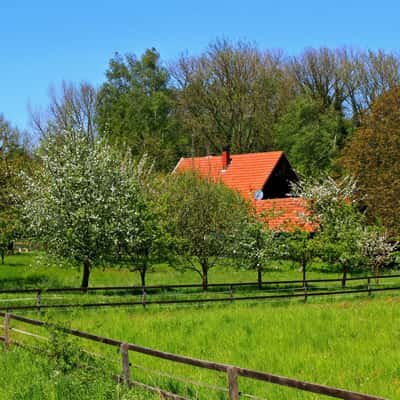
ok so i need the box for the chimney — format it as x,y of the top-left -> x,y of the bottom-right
221,147 -> 231,170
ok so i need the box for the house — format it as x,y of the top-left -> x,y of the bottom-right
174,149 -> 310,230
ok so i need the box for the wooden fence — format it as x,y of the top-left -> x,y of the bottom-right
0,312 -> 388,400
0,274 -> 399,312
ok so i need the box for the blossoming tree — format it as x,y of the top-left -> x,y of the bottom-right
22,130 -> 143,289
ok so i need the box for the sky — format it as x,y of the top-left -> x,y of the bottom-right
1,0 -> 400,132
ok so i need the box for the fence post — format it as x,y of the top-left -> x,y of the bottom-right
303,280 -> 308,302
141,287 -> 147,309
367,277 -> 371,297
36,290 -> 41,311
227,367 -> 239,400
120,342 -> 131,385
4,313 -> 10,351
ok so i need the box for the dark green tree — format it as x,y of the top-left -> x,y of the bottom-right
274,95 -> 350,176
97,48 -> 185,171
0,115 -> 32,264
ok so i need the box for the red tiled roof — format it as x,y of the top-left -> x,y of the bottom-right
255,198 -> 313,231
175,151 -> 311,231
175,151 -> 284,200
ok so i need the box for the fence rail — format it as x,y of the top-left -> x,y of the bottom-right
0,274 -> 399,311
0,274 -> 399,294
0,312 -> 387,400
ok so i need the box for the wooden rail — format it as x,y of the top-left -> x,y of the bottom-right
0,274 -> 398,295
0,313 -> 389,400
0,282 -> 399,312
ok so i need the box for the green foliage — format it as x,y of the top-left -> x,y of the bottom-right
116,159 -> 175,286
292,176 -> 366,282
291,175 -> 396,284
97,48 -> 185,171
0,115 -> 33,264
161,172 -> 249,288
233,211 -> 288,283
283,229 -> 314,270
274,95 -> 349,175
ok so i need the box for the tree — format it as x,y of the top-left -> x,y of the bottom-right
161,172 -> 249,289
96,48 -> 183,171
115,156 -> 173,287
342,87 -> 400,235
234,210 -> 287,288
31,81 -> 98,142
360,227 -> 397,283
0,115 -> 32,264
172,39 -> 288,155
292,176 -> 366,286
22,130 -> 143,289
274,95 -> 350,175
288,48 -> 346,112
284,229 -> 315,284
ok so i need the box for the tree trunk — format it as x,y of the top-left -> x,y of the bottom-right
302,260 -> 306,286
7,241 -> 14,255
201,262 -> 209,291
342,266 -> 347,288
81,260 -> 91,291
257,266 -> 262,289
374,265 -> 380,285
140,269 -> 146,287
1,250 -> 4,265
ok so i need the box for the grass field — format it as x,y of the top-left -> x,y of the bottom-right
0,347 -> 155,400
0,253 -> 399,399
0,252 -> 383,289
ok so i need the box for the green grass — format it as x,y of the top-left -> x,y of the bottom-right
1,252 -> 400,399
0,346 -> 157,399
8,295 -> 399,399
1,251 -> 393,290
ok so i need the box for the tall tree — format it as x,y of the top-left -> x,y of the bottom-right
342,87 -> 400,234
274,95 -> 350,176
31,81 -> 98,142
288,47 -> 346,112
341,49 -> 400,125
96,48 -> 183,171
172,39 -> 288,155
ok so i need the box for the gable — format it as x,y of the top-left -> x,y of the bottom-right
262,154 -> 298,199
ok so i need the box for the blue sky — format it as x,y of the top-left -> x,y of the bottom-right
1,0 -> 399,131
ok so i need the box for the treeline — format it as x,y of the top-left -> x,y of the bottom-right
30,40 -> 400,175
1,39 -> 400,268
17,130 -> 399,289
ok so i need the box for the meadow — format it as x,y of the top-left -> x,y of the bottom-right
0,253 -> 399,399
0,252 -> 374,289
